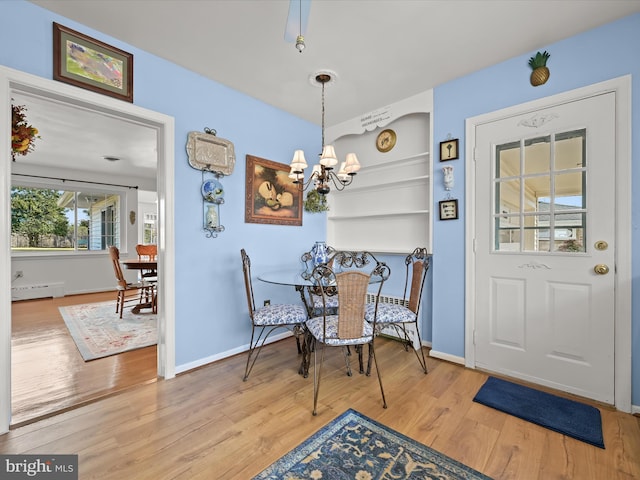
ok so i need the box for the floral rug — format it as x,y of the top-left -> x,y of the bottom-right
253,409 -> 492,479
59,300 -> 157,361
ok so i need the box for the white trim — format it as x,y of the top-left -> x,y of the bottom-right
175,331 -> 294,375
0,66 -> 176,433
465,75 -> 632,412
429,350 -> 465,365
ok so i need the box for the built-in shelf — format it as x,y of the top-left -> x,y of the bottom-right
327,110 -> 432,254
329,210 -> 429,221
334,175 -> 430,194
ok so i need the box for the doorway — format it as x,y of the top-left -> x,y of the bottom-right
0,66 -> 176,433
464,76 -> 632,412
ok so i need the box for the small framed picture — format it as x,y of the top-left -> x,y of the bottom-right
439,199 -> 459,220
440,138 -> 459,161
53,22 -> 134,102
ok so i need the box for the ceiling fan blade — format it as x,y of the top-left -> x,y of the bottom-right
284,0 -> 311,43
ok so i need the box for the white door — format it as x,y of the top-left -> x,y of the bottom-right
473,92 -> 616,404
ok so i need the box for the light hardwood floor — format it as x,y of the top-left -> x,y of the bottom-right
10,292 -> 157,427
1,334 -> 639,479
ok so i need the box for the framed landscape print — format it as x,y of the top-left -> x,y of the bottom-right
53,22 -> 134,103
245,155 -> 303,226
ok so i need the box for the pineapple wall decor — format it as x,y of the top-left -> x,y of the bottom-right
528,50 -> 550,86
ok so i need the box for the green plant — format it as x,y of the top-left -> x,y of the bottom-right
303,189 -> 329,213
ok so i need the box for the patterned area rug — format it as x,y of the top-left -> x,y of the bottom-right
59,300 -> 157,361
253,409 -> 492,479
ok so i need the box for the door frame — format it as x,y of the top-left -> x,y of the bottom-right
0,66 -> 177,433
464,75 -> 632,412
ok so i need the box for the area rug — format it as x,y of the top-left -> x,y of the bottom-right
473,376 -> 604,449
253,409 -> 492,479
59,301 -> 157,361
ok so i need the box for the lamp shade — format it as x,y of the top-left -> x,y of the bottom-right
337,162 -> 350,182
319,145 -> 338,168
290,149 -> 308,173
344,153 -> 361,174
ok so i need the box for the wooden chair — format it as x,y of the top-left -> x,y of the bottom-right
109,246 -> 155,319
366,247 -> 431,373
135,244 -> 157,281
240,249 -> 308,381
306,251 -> 390,415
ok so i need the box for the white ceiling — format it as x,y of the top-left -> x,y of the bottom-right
15,0 -> 640,180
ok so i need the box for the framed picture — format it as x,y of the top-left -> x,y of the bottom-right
439,199 -> 459,220
245,155 -> 303,226
440,138 -> 459,161
53,22 -> 134,103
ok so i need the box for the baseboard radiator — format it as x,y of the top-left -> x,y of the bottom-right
366,293 -> 408,307
11,282 -> 64,301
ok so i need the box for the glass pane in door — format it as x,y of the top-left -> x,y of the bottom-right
493,129 -> 586,254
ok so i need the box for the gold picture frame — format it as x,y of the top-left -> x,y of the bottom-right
53,22 -> 134,103
245,155 -> 303,226
439,199 -> 459,220
439,138 -> 459,161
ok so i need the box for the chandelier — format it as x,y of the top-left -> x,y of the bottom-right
289,73 -> 360,195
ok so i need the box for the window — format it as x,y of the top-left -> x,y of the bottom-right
143,212 -> 157,244
494,129 -> 586,253
11,185 -> 122,253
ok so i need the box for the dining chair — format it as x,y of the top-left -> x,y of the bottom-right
240,249 -> 308,381
135,244 -> 158,281
306,251 -> 390,415
366,247 -> 431,373
108,246 -> 155,319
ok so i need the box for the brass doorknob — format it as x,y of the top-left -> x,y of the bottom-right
594,264 -> 609,275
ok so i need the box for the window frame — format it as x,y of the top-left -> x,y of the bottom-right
10,176 -> 129,258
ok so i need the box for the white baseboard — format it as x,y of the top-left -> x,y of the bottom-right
175,331 -> 293,375
429,349 -> 465,365
632,404 -> 640,416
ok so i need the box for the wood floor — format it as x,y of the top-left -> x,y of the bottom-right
10,292 -> 157,427
1,334 -> 639,479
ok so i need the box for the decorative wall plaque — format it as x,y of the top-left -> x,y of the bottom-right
186,129 -> 235,175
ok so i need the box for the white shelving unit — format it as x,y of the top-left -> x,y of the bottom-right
326,104 -> 432,253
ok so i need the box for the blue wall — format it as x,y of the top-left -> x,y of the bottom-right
432,13 -> 640,406
0,1 -> 325,367
2,1 -> 637,407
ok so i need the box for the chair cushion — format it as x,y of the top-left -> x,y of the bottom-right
310,294 -> 339,316
306,315 -> 373,346
365,303 -> 416,324
312,295 -> 339,309
253,304 -> 307,326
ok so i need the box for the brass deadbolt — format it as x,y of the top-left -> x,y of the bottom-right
594,240 -> 608,251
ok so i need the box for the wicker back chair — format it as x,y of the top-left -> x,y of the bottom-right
306,251 -> 390,415
240,249 -> 307,381
366,247 -> 431,373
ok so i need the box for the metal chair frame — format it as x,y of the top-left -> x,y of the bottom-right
240,249 -> 307,381
306,251 -> 390,415
377,247 -> 431,373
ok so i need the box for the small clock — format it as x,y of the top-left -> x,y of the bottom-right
376,129 -> 397,153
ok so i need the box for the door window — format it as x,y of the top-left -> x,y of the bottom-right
494,129 -> 586,253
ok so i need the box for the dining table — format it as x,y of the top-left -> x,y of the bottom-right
258,266 -> 383,377
121,257 -> 158,314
